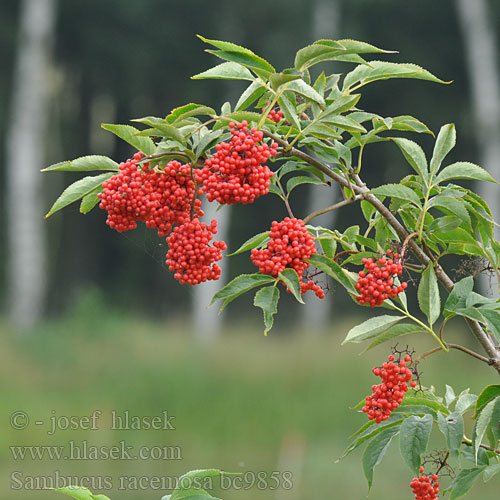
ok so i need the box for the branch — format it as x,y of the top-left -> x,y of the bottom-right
263,131 -> 500,374
413,344 -> 493,366
303,195 -> 362,224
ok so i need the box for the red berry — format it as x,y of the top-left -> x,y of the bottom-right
194,121 -> 277,205
165,218 -> 227,285
410,470 -> 440,500
355,250 -> 407,307
98,154 -> 202,236
364,353 -> 414,423
251,217 -> 324,298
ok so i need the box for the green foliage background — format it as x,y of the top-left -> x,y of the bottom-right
1,305 -> 498,499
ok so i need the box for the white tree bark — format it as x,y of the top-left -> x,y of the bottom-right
191,1 -> 237,340
191,201 -> 231,341
455,0 -> 500,297
302,0 -> 341,330
5,0 -> 57,329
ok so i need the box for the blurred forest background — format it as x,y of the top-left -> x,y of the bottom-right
1,1 -> 500,499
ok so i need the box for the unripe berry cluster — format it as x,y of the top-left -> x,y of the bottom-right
251,217 -> 324,298
98,153 -> 202,236
362,354 -> 416,423
355,249 -> 408,307
410,468 -> 440,500
194,121 -> 278,205
165,218 -> 227,285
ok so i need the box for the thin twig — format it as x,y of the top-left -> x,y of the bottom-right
333,250 -> 359,262
303,196 -> 362,224
401,232 -> 419,261
412,344 -> 492,366
462,437 -> 500,455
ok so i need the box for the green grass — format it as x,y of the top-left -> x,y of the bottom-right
1,309 -> 498,500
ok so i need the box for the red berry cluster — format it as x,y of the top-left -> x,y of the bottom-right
362,354 -> 416,423
251,217 -> 324,298
166,218 -> 227,285
355,250 -> 407,307
410,468 -> 440,500
194,121 -> 278,205
262,101 -> 284,123
98,153 -> 202,236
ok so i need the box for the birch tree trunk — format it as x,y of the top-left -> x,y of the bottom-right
455,0 -> 500,297
191,0 -> 236,341
302,0 -> 341,331
5,0 -> 57,329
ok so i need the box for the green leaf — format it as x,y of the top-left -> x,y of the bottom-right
391,138 -> 428,181
475,385 -> 500,417
370,183 -> 421,206
429,123 -> 455,178
437,411 -> 463,457
80,186 -> 103,214
285,79 -> 325,106
278,268 -> 304,304
417,265 -> 440,326
455,391 -> 478,415
473,397 -> 498,462
362,426 -> 399,491
101,124 -> 155,155
435,161 -> 498,185
478,308 -> 500,340
449,467 -> 486,500
42,155 -> 119,173
172,469 -> 228,500
398,396 -> 450,416
428,195 -> 471,225
45,173 -> 114,218
254,286 -> 279,335
228,232 -> 270,256
343,61 -> 449,91
269,72 -> 302,90
209,273 -> 275,311
320,114 -> 367,133
295,39 -> 394,72
342,315 -> 405,345
277,93 -> 301,130
149,123 -> 186,144
364,324 -> 425,351
286,175 -> 324,194
50,486 -> 110,500
322,95 -> 362,118
235,81 -> 266,111
206,49 -> 274,79
491,397 -> 500,442
399,414 -> 433,472
390,115 -> 433,135
192,61 -> 255,81
198,35 -> 275,75
307,254 -> 357,294
339,417 -> 402,460
166,103 -> 216,123
445,385 -> 457,407
484,464 -> 500,482
195,129 -> 224,159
